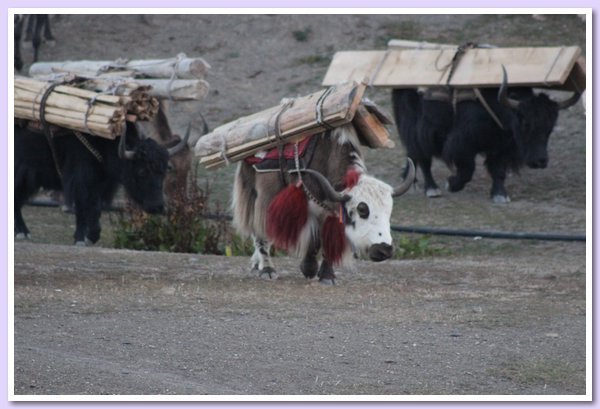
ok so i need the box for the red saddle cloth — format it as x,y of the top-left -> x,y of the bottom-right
244,135 -> 313,165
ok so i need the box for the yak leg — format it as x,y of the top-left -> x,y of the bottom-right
73,193 -> 102,246
251,236 -> 277,279
300,237 -> 320,279
446,152 -> 476,193
14,16 -> 24,71
14,179 -> 33,240
31,16 -> 48,63
42,15 -> 55,41
485,155 -> 511,203
418,157 -> 441,198
317,259 -> 336,285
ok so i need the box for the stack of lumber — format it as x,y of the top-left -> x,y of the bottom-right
322,44 -> 585,92
28,54 -> 210,101
195,80 -> 393,170
14,76 -> 132,139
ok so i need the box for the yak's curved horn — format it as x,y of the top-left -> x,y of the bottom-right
392,158 -> 416,198
167,123 -> 191,157
118,126 -> 135,160
498,65 -> 521,110
197,111 -> 210,136
290,168 -> 350,203
556,91 -> 582,110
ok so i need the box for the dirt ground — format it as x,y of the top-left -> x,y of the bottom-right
13,14 -> 588,397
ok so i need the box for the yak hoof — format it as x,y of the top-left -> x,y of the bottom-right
259,267 -> 278,280
251,263 -> 260,275
425,188 -> 442,198
300,258 -> 319,279
15,232 -> 29,240
75,241 -> 86,247
319,278 -> 336,286
492,195 -> 511,204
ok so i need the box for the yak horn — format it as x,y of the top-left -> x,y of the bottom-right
167,123 -> 191,157
498,65 -> 520,110
556,91 -> 582,110
118,126 -> 135,160
392,158 -> 416,197
290,169 -> 350,203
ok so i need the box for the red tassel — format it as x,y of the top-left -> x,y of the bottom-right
343,168 -> 361,189
322,215 -> 347,265
266,184 -> 308,249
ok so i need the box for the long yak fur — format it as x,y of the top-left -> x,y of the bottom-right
232,125 -> 365,262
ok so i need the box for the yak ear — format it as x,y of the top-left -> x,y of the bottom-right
266,184 -> 308,249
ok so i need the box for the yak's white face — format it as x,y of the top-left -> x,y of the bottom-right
343,174 -> 395,262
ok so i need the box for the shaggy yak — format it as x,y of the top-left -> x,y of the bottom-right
232,123 -> 415,284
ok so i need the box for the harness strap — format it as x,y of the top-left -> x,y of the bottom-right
315,86 -> 335,130
274,100 -> 294,186
38,83 -> 63,178
473,88 -> 505,130
445,42 -> 477,87
74,131 -> 104,163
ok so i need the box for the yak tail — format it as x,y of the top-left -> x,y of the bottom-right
231,163 -> 256,238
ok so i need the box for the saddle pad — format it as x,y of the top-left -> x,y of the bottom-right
244,135 -> 313,165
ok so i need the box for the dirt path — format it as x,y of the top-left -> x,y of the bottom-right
14,241 -> 585,395
13,13 -> 587,397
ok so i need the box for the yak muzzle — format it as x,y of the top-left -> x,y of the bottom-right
368,243 -> 394,262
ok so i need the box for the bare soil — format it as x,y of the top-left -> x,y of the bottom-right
13,13 -> 587,397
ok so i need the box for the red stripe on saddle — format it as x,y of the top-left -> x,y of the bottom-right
244,135 -> 313,165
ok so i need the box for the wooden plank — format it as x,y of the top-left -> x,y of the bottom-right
557,56 -> 586,92
194,81 -> 366,166
387,39 -> 457,50
352,105 -> 394,149
322,47 -> 582,89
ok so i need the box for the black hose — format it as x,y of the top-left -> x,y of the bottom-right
26,200 -> 585,242
392,225 -> 585,242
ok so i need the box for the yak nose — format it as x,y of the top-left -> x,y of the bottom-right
368,243 -> 394,262
527,157 -> 548,169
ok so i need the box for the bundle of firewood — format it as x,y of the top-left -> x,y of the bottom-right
195,80 -> 393,170
14,76 -> 158,139
28,54 -> 210,101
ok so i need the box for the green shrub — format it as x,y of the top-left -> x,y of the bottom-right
292,27 -> 312,42
113,177 -> 252,256
394,235 -> 447,259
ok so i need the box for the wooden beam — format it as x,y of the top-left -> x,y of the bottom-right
322,46 -> 583,89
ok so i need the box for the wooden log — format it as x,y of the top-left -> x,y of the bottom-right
29,55 -> 211,79
14,76 -> 126,139
352,101 -> 394,149
194,80 -> 366,168
14,107 -> 120,138
134,79 -> 210,101
387,39 -> 457,50
15,87 -> 125,119
322,46 -> 583,89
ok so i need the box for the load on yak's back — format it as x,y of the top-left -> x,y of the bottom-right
195,82 -> 415,284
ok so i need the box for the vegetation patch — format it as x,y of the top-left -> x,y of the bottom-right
113,175 -> 252,256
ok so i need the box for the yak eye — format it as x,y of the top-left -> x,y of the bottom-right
357,202 -> 370,219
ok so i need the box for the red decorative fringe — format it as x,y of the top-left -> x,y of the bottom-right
266,184 -> 308,249
343,168 -> 361,189
322,215 -> 347,265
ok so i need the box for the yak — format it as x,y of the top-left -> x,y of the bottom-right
232,123 -> 415,284
14,14 -> 55,71
14,121 -> 188,245
392,67 -> 581,203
